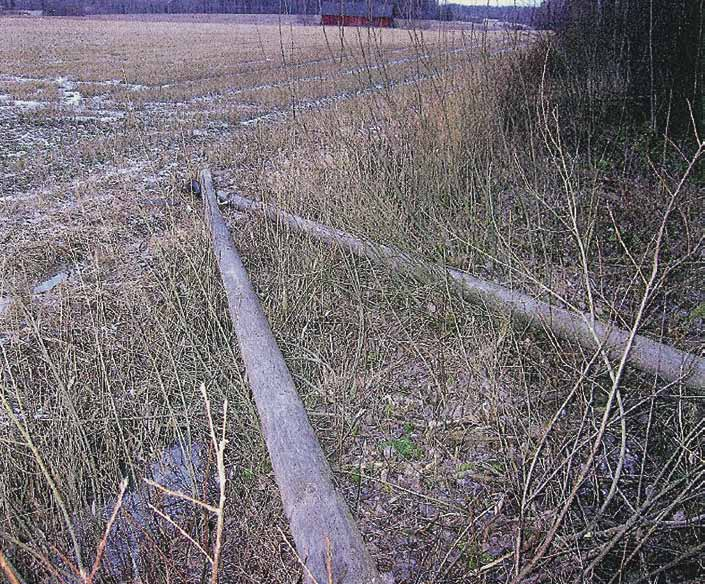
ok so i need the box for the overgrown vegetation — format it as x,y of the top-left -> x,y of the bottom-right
537,0 -> 704,139
1,10 -> 703,583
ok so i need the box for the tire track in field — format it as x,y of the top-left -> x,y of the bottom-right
237,42 -> 524,127
141,39 -> 490,114
4,42 -> 524,203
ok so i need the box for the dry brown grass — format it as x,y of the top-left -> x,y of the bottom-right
1,12 -> 702,584
1,15 -> 526,583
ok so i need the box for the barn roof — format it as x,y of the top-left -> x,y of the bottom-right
320,1 -> 393,18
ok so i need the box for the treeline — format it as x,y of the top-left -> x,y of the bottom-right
5,0 -> 540,22
6,0 -> 439,18
9,0 -> 321,14
4,0 -> 541,23
439,4 -> 536,26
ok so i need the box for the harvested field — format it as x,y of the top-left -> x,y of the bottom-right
1,11 -> 703,584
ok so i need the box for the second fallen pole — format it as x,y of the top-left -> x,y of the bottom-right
224,192 -> 705,392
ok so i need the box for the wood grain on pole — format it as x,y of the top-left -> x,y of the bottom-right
224,192 -> 705,392
200,170 -> 384,584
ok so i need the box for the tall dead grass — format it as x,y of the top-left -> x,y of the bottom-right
222,29 -> 705,581
1,16 -> 703,583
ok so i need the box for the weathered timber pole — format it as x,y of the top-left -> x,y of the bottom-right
200,170 -> 383,584
225,192 -> 705,392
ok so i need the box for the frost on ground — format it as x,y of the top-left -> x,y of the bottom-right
0,39 -> 484,199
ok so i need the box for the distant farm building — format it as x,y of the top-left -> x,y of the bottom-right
320,1 -> 393,27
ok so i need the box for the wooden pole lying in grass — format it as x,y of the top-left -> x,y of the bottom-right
224,192 -> 705,392
200,170 -> 383,584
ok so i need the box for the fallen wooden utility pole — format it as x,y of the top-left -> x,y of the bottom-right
224,192 -> 705,392
200,170 -> 383,584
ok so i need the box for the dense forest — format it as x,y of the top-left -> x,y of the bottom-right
537,0 -> 704,138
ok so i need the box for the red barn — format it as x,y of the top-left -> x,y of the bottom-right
321,1 -> 394,28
